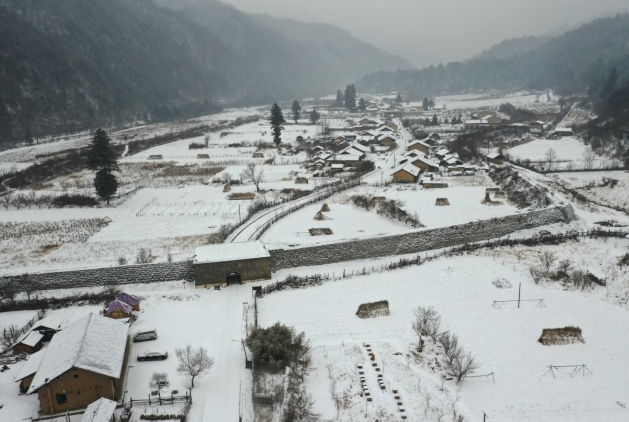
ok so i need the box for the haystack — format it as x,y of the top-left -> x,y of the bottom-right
435,198 -> 450,206
538,326 -> 584,346
320,203 -> 331,212
295,177 -> 309,184
223,184 -> 231,192
105,300 -> 133,319
481,192 -> 492,204
314,211 -> 329,220
356,300 -> 390,319
253,152 -> 264,158
309,228 -> 333,236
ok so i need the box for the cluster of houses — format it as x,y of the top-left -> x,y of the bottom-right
464,111 -> 510,129
9,293 -> 141,419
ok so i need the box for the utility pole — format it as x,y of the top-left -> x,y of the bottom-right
483,411 -> 488,421
518,283 -> 521,308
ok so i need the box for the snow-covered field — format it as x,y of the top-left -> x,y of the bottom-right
258,252 -> 629,421
552,171 -> 629,211
429,91 -> 556,111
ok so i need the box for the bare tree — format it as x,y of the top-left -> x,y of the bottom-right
204,135 -> 210,147
175,345 -> 215,389
0,193 -> 12,209
529,266 -> 544,284
539,251 -> 557,273
283,387 -> 320,422
558,259 -> 572,274
545,148 -> 557,171
240,162 -> 264,193
438,332 -> 460,361
0,323 -> 22,352
149,372 -> 170,395
447,351 -> 480,383
582,147 -> 596,169
135,248 -> 153,264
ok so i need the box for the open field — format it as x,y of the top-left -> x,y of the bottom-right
552,171 -> 629,212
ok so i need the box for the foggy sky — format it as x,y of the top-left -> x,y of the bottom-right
215,0 -> 628,67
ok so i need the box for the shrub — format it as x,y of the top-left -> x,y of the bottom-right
188,142 -> 206,149
52,194 -> 99,208
356,160 -> 375,173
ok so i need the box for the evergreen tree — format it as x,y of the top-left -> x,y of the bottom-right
432,115 -> 439,125
422,97 -> 429,111
344,84 -> 356,111
94,169 -> 118,204
395,93 -> 402,103
291,100 -> 301,123
358,98 -> 367,112
336,89 -> 344,106
88,128 -> 119,204
269,103 -> 286,146
309,109 -> 320,124
428,99 -> 435,109
424,117 -> 431,126
602,66 -> 618,98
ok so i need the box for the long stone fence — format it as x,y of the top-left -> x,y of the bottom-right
0,205 -> 576,293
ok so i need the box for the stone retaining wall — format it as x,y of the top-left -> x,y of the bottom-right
0,205 -> 575,292
0,261 -> 195,292
268,204 -> 576,272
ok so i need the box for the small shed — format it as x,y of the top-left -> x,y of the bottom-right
81,398 -> 117,422
486,153 -> 505,165
194,241 -> 271,287
105,300 -> 133,319
115,292 -> 141,311
11,330 -> 45,355
392,163 -> 420,183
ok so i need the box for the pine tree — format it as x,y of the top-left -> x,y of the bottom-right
396,93 -> 402,103
291,100 -> 302,123
429,99 -> 435,109
309,109 -> 320,124
88,128 -> 119,204
94,169 -> 118,204
269,103 -> 286,146
602,66 -> 618,98
424,117 -> 431,126
432,115 -> 439,125
336,89 -> 344,106
344,84 -> 356,111
422,98 -> 429,111
358,98 -> 367,112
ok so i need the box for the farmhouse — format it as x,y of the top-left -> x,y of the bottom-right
27,314 -> 129,414
407,140 -> 431,154
411,156 -> 440,172
554,127 -> 574,137
379,136 -> 397,147
392,162 -> 421,183
328,154 -> 362,167
194,241 -> 271,287
486,152 -> 505,165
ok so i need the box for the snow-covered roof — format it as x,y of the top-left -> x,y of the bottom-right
465,119 -> 488,124
435,148 -> 450,156
486,152 -> 504,159
194,241 -> 270,265
411,156 -> 439,168
348,143 -> 369,153
106,300 -> 133,315
407,140 -> 430,149
27,314 -> 129,394
555,127 -> 573,133
394,162 -> 421,177
15,348 -> 47,381
331,163 -> 344,169
81,398 -> 117,422
32,308 -> 94,332
12,330 -> 44,349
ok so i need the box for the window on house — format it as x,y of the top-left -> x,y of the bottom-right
74,374 -> 78,378
56,393 -> 67,404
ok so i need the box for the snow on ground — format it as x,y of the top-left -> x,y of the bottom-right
552,171 -> 629,211
509,137 -> 587,163
429,91 -> 555,111
257,254 -> 629,422
260,203 -> 409,248
0,310 -> 39,333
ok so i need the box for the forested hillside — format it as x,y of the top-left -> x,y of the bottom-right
357,14 -> 629,98
0,0 -> 410,147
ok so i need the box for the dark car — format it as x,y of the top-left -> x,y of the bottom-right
137,351 -> 168,361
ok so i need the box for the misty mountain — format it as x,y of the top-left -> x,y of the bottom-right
0,0 -> 410,146
358,13 -> 629,98
472,36 -> 549,61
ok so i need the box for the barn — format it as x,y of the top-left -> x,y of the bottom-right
194,241 -> 272,287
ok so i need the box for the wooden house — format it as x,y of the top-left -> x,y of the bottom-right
105,300 -> 133,319
392,163 -> 421,183
407,140 -> 430,154
27,314 -> 129,414
554,127 -> 574,137
410,156 -> 439,173
115,293 -> 141,311
379,136 -> 397,147
486,152 -> 505,165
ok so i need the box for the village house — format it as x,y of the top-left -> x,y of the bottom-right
407,140 -> 431,155
392,162 -> 421,183
410,156 -> 440,173
554,127 -> 574,137
328,154 -> 362,168
11,330 -> 45,355
27,314 -> 129,414
379,136 -> 397,147
486,152 -> 506,165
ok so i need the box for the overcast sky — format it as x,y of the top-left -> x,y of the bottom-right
216,0 -> 628,67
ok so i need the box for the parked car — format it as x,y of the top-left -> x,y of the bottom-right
137,351 -> 168,362
133,329 -> 157,342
